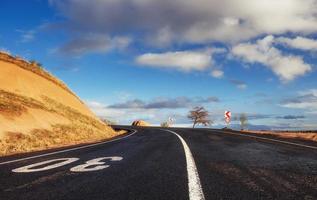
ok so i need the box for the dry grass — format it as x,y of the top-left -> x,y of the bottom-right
0,90 -> 124,156
243,130 -> 317,142
116,130 -> 128,135
0,124 -> 120,155
0,89 -> 50,117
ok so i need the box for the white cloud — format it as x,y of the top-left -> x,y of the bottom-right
48,0 -> 316,83
232,35 -> 312,82
276,36 -> 317,51
50,0 -> 317,45
136,50 -> 212,72
211,69 -> 224,78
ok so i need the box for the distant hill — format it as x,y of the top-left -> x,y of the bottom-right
0,52 -> 119,156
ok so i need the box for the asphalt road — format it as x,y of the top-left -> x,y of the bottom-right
0,127 -> 316,200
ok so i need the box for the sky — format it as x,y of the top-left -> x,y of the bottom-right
1,0 -> 317,130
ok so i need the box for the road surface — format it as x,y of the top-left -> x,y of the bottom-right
0,127 -> 316,200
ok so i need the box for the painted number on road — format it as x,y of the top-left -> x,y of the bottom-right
70,156 -> 123,172
12,156 -> 123,173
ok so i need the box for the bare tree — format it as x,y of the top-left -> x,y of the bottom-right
188,106 -> 211,128
239,113 -> 248,130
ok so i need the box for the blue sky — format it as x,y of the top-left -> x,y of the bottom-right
1,0 -> 317,129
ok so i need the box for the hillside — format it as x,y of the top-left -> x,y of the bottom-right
0,52 -> 121,156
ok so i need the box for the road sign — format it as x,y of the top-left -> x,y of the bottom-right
224,111 -> 231,124
168,117 -> 175,126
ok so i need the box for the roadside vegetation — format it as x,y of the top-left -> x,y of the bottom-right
239,113 -> 248,130
242,130 -> 317,142
160,121 -> 170,127
0,90 -> 120,156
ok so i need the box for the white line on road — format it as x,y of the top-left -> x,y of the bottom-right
216,130 -> 317,150
163,129 -> 205,200
0,129 -> 137,166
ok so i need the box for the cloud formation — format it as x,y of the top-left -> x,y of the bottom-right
49,0 -> 316,83
232,35 -> 312,82
136,50 -> 213,72
50,0 -> 317,45
276,36 -> 317,51
107,96 -> 219,109
276,115 -> 305,120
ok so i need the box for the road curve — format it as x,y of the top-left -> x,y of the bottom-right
0,127 -> 316,200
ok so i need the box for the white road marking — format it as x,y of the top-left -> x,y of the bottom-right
163,129 -> 205,200
12,158 -> 79,173
0,129 -> 137,166
70,156 -> 123,172
215,130 -> 317,150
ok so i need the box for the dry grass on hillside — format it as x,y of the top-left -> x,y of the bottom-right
0,90 -> 123,156
242,130 -> 317,142
1,124 -> 120,155
0,89 -> 50,117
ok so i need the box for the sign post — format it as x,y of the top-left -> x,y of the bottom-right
224,111 -> 231,128
168,117 -> 175,127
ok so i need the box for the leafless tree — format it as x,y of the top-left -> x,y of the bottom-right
188,106 -> 211,128
239,113 -> 248,130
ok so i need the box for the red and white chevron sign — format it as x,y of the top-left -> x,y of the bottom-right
224,111 -> 231,123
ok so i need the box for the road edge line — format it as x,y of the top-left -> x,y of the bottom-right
163,129 -> 205,200
0,129 -> 137,166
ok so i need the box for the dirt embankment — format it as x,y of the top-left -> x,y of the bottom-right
132,120 -> 151,126
0,52 -> 123,156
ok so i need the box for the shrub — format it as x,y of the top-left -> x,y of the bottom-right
161,121 -> 170,127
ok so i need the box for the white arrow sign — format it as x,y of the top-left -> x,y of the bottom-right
224,111 -> 231,124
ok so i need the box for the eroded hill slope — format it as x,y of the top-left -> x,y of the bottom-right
0,52 -> 120,156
